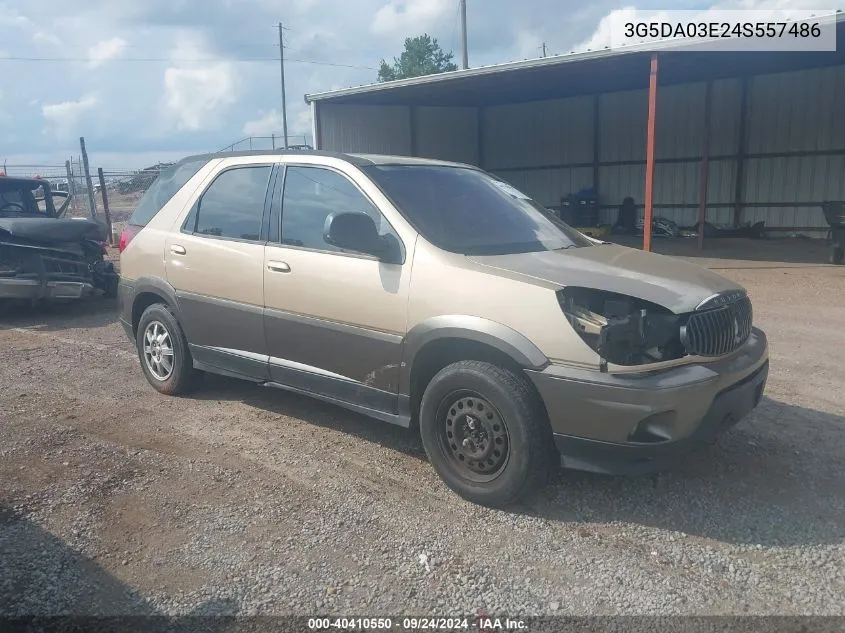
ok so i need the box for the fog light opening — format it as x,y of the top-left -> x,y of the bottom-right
628,412 -> 676,444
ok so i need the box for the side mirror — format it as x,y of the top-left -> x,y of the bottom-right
324,211 -> 385,258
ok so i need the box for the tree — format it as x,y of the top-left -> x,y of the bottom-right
377,34 -> 458,82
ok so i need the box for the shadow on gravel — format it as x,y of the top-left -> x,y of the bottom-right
521,396 -> 845,548
193,375 -> 845,548
0,504 -> 248,624
0,297 -> 118,331
192,373 -> 428,461
0,503 -> 154,616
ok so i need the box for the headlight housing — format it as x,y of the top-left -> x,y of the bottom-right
558,287 -> 686,368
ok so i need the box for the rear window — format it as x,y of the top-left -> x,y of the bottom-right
128,158 -> 207,226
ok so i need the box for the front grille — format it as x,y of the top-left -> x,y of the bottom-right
682,294 -> 753,357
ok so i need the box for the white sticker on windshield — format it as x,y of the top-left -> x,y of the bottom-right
491,179 -> 531,200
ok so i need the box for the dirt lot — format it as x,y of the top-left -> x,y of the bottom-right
1,247 -> 844,617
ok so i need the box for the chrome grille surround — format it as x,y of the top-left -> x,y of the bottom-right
681,290 -> 753,357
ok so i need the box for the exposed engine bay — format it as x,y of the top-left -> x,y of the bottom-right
0,176 -> 118,302
559,286 -> 753,369
559,287 -> 686,368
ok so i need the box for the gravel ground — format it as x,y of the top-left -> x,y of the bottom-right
1,257 -> 844,617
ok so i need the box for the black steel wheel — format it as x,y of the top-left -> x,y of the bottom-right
419,360 -> 557,507
438,392 -> 510,483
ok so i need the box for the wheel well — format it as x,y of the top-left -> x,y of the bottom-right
409,337 -> 541,425
131,292 -> 169,336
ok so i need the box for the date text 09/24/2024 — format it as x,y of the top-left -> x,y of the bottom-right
307,617 -> 528,630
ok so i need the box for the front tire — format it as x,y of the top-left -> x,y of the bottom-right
419,361 -> 556,508
136,303 -> 201,395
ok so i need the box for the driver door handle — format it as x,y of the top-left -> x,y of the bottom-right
170,244 -> 186,255
267,261 -> 291,273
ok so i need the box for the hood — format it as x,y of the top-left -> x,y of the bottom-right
0,217 -> 107,244
469,244 -> 741,314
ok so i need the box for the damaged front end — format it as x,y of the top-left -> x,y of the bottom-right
559,286 -> 752,371
0,237 -> 115,301
0,176 -> 118,302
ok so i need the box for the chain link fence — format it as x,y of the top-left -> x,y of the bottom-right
2,135 -> 312,230
217,135 -> 311,153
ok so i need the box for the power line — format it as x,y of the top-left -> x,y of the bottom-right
0,56 -> 377,70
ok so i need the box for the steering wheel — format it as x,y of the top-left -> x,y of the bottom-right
0,202 -> 26,214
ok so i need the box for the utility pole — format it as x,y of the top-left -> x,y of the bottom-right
542,42 -> 547,58
459,0 -> 468,69
278,22 -> 289,149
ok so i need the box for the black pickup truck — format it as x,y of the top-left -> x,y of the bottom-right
0,176 -> 118,302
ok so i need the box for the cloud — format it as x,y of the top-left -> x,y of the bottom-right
372,0 -> 454,35
514,29 -> 543,60
33,31 -> 63,47
88,37 -> 128,68
0,6 -> 31,28
242,109 -> 282,136
163,35 -> 236,131
42,94 -> 98,131
574,6 -> 641,52
242,108 -> 313,145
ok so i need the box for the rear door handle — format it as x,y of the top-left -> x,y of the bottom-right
267,261 -> 291,273
170,244 -> 186,255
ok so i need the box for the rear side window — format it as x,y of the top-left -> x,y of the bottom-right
128,158 -> 207,226
191,166 -> 272,241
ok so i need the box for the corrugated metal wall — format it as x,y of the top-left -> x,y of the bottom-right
486,78 -> 744,227
316,64 -> 845,233
416,107 -> 479,165
319,104 -> 411,155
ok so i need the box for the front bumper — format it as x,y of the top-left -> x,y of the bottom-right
0,278 -> 94,300
525,328 -> 769,474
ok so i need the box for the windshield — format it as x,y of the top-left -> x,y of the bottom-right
363,165 -> 591,255
0,180 -> 53,218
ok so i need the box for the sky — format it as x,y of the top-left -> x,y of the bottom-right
0,0 -> 823,170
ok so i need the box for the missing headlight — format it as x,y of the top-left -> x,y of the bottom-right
559,287 -> 686,368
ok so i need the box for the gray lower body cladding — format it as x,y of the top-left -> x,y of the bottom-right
525,328 -> 769,474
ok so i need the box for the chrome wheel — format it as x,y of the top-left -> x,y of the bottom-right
439,393 -> 510,483
142,320 -> 174,381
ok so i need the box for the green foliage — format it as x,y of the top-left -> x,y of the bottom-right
377,34 -> 458,82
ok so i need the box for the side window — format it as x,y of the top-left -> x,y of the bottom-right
192,166 -> 272,241
280,166 -> 393,252
129,158 -> 207,227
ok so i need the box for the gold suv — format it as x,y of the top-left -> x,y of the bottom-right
119,151 -> 769,507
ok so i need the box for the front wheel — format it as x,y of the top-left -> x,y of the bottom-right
419,361 -> 556,508
136,303 -> 201,395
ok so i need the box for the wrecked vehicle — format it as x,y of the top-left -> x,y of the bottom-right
0,176 -> 118,302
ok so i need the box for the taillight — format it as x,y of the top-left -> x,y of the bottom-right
118,224 -> 142,254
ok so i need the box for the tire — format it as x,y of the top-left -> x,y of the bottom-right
831,245 -> 844,265
418,360 -> 556,508
135,303 -> 201,395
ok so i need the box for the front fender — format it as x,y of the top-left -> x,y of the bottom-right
400,315 -> 549,395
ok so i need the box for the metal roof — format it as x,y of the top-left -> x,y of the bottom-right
305,13 -> 845,107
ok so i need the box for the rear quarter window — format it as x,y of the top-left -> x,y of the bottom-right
128,158 -> 207,226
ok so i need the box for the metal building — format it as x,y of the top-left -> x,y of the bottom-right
305,17 -> 845,249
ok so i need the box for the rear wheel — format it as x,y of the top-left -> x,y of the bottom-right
136,303 -> 201,395
419,360 -> 556,508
